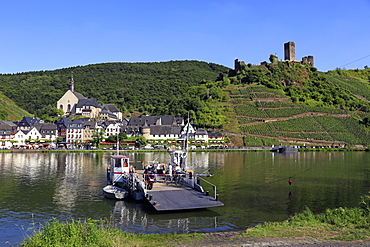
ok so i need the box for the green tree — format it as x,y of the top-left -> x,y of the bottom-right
135,136 -> 146,148
119,132 -> 127,140
105,135 -> 118,143
92,129 -> 105,148
361,117 -> 370,127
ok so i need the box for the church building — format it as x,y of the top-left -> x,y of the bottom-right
56,76 -> 122,120
56,76 -> 86,114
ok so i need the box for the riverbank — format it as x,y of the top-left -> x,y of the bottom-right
1,146 -> 368,154
21,195 -> 370,246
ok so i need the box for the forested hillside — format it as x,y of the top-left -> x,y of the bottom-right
0,61 -> 228,124
0,58 -> 369,146
0,92 -> 31,121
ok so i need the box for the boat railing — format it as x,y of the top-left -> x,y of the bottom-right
195,175 -> 219,200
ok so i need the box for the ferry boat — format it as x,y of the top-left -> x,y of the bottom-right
104,149 -> 224,211
105,154 -> 146,201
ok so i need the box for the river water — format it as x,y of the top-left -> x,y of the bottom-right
0,151 -> 369,245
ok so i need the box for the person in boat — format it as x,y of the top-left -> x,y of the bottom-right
156,164 -> 164,181
167,163 -> 173,181
144,164 -> 149,174
129,165 -> 135,174
152,163 -> 158,181
174,164 -> 182,174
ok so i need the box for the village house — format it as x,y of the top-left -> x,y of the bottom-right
179,121 -> 209,142
0,114 -> 215,148
20,126 -> 43,149
208,131 -> 224,140
73,98 -> 101,118
82,120 -> 99,142
16,117 -> 41,131
123,115 -> 184,139
0,123 -> 15,149
122,115 -> 211,142
54,117 -> 83,148
100,104 -> 122,120
13,129 -> 26,148
102,120 -> 122,138
36,123 -> 58,148
65,119 -> 83,147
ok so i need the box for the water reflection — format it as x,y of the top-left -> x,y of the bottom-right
0,151 -> 369,246
105,199 -> 221,234
53,154 -> 85,212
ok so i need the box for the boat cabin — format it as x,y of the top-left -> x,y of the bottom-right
108,155 -> 130,184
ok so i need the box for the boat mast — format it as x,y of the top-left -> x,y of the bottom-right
116,133 -> 119,155
184,112 -> 190,151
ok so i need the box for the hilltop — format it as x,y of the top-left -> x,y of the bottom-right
215,57 -> 370,147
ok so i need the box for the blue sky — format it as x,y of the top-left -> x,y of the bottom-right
1,0 -> 369,74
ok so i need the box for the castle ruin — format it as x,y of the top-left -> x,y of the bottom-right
284,42 -> 296,61
231,42 -> 315,73
284,41 -> 314,66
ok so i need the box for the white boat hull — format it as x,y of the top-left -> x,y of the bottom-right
103,185 -> 129,200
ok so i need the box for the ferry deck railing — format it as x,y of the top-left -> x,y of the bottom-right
195,175 -> 219,200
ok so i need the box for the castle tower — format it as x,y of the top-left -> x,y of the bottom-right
284,42 -> 295,61
302,56 -> 315,67
307,56 -> 314,67
234,59 -> 241,72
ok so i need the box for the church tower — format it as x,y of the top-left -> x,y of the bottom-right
69,75 -> 74,92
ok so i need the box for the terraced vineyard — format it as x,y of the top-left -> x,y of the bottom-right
226,84 -> 370,146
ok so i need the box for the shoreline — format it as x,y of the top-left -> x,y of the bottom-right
0,146 -> 369,154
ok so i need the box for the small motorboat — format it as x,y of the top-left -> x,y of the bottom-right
103,185 -> 129,200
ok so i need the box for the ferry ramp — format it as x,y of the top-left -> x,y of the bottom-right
145,182 -> 224,211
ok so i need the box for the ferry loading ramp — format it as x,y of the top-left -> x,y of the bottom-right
145,182 -> 224,211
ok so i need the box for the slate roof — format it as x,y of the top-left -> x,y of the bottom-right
35,123 -> 58,130
128,115 -> 184,127
17,117 -> 41,128
101,104 -> 120,113
72,91 -> 86,99
149,126 -> 183,135
0,121 -> 16,127
35,123 -> 58,135
100,109 -> 118,119
83,120 -> 98,129
208,131 -> 223,138
67,119 -> 84,129
195,129 -> 208,135
54,117 -> 71,129
75,99 -> 101,108
0,124 -> 13,135
102,120 -> 119,128
0,124 -> 13,131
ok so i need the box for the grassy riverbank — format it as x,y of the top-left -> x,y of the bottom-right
21,195 -> 370,246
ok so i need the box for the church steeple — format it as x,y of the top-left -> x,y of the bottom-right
69,75 -> 74,92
